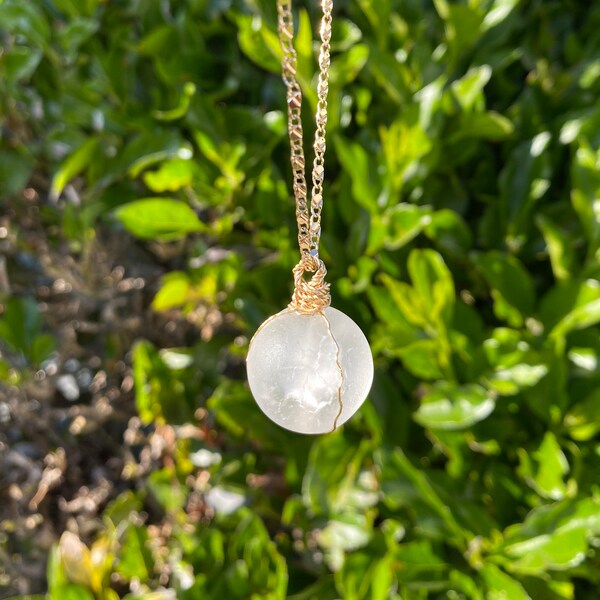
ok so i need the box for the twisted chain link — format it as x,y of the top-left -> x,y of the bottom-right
277,0 -> 333,261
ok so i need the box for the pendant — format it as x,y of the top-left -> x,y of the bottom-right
247,304 -> 374,435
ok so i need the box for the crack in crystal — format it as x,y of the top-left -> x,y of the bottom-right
320,312 -> 344,432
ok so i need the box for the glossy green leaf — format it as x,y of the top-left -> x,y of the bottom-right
317,513 -> 371,555
408,248 -> 456,327
564,389 -> 600,441
424,209 -> 472,254
371,204 -> 432,252
499,132 -> 552,240
494,497 -> 600,575
554,297 -> 600,338
50,138 -> 101,200
336,551 -> 394,600
115,525 -> 153,580
334,136 -> 379,213
236,14 -> 281,74
152,272 -> 191,311
475,251 -> 535,327
536,214 -> 575,282
457,111 -> 515,140
571,143 -> 600,254
486,363 -> 548,396
394,540 -> 448,586
395,339 -> 445,380
517,432 -> 570,500
480,564 -> 530,600
48,586 -> 95,600
115,198 -> 205,240
451,65 -> 491,111
415,382 -> 495,430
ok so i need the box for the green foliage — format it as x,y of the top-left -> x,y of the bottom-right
2,0 -> 600,599
0,297 -> 55,377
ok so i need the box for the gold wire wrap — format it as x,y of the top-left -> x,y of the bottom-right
289,255 -> 331,314
277,0 -> 333,313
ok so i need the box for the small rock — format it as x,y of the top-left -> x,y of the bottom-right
56,374 -> 79,402
190,449 -> 222,468
205,487 -> 245,515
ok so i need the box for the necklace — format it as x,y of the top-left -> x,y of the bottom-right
246,0 -> 374,435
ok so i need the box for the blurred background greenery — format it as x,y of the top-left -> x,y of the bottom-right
1,0 -> 600,598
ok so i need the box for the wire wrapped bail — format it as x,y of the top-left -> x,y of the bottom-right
289,254 -> 331,314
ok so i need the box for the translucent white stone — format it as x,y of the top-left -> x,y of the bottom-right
247,307 -> 374,435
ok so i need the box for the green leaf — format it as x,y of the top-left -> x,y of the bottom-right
57,17 -> 99,54
50,138 -> 101,200
334,136 -> 379,213
379,119 -> 432,195
479,564 -> 531,600
146,468 -> 186,514
475,251 -> 535,327
152,272 -> 192,311
132,339 -> 198,425
395,339 -> 445,380
48,586 -> 95,600
370,203 -> 432,252
381,449 -> 467,545
115,198 -> 205,240
236,14 -> 281,74
302,432 -> 374,516
143,158 -> 196,192
549,279 -> 600,339
517,432 -> 570,500
378,275 -> 427,329
457,111 -> 515,140
451,65 -> 491,111
57,532 -> 95,590
394,540 -> 448,586
52,0 -> 100,18
482,0 -> 520,29
132,340 -> 155,424
102,491 -> 143,527
493,497 -> 600,575
435,1 -> 484,59
0,1 -> 51,48
153,82 -> 196,122
3,45 -> 43,82
564,389 -> 600,441
330,43 -> 369,87
571,143 -> 600,255
115,525 -> 153,580
414,382 -> 495,430
0,297 -> 54,365
408,249 -> 456,327
486,363 -> 548,396
336,552 -> 394,600
317,513 -> 371,564
424,209 -> 473,254
121,133 -> 192,179
536,215 -> 575,282
0,150 -> 34,195
499,133 -> 552,240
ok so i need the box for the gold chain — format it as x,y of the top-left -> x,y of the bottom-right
277,0 -> 333,263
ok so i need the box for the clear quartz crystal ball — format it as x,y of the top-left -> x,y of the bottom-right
247,306 -> 374,435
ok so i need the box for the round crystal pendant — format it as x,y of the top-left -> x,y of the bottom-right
247,307 -> 373,435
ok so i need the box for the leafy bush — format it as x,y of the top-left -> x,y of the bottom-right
1,0 -> 600,598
